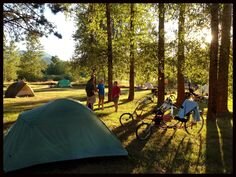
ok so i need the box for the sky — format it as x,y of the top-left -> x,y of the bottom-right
16,5 -> 212,61
17,7 -> 76,61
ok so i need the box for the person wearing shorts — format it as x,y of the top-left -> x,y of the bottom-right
111,81 -> 121,112
85,76 -> 96,110
97,79 -> 105,110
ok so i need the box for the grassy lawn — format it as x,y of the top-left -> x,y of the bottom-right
3,83 -> 233,174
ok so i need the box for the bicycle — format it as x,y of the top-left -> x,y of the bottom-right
136,89 -> 176,104
136,99 -> 204,140
119,96 -> 154,127
135,88 -> 158,104
119,94 -> 176,127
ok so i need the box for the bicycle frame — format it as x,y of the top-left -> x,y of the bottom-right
136,100 -> 204,140
156,97 -> 177,117
120,95 -> 176,127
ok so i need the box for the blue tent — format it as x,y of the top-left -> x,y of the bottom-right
56,79 -> 72,88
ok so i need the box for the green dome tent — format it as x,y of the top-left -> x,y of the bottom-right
56,79 -> 72,88
4,98 -> 128,172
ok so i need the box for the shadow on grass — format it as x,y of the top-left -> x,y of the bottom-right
65,96 -> 87,102
153,129 -> 178,171
165,135 -> 187,172
111,123 -> 163,173
112,119 -> 140,142
216,117 -> 233,173
206,115 -> 233,173
33,87 -> 82,93
4,99 -> 52,108
101,98 -> 133,109
194,134 -> 204,172
132,125 -> 205,173
95,112 -> 112,118
33,88 -> 67,92
112,108 -> 158,146
152,129 -> 204,173
206,118 -> 223,173
139,108 -> 155,119
119,98 -> 133,105
95,104 -> 114,110
4,96 -> 87,112
124,128 -> 177,173
162,133 -> 204,173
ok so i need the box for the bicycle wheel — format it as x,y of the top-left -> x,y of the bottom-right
184,114 -> 204,136
134,103 -> 145,117
136,122 -> 152,140
119,113 -> 134,127
135,99 -> 154,117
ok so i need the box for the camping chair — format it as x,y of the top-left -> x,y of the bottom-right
175,99 -> 201,122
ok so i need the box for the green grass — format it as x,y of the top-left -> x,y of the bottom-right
3,83 -> 233,174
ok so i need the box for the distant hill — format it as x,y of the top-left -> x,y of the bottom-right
20,50 -> 52,64
42,52 -> 52,64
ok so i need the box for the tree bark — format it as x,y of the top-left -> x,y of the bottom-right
216,4 -> 232,116
128,3 -> 135,101
207,3 -> 219,120
157,3 -> 165,107
106,3 -> 113,102
176,4 -> 185,106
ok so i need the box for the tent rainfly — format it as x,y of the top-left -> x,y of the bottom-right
56,79 -> 72,88
4,98 -> 128,172
4,81 -> 35,98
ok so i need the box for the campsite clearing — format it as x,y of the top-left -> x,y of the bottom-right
3,83 -> 233,174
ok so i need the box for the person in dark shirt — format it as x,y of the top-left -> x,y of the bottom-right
85,76 -> 96,110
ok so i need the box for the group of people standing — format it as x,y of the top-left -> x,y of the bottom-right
85,75 -> 120,112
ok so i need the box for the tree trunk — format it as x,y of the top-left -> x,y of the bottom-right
128,3 -> 135,101
207,3 -> 219,120
216,4 -> 232,116
106,3 -> 113,102
157,3 -> 165,107
176,4 -> 185,106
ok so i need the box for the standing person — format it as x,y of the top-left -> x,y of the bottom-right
111,81 -> 121,112
85,76 -> 96,110
97,79 -> 105,110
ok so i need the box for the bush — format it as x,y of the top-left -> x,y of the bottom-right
43,75 -> 63,81
43,74 -> 77,82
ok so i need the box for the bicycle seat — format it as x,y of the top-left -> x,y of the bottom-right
174,116 -> 187,122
